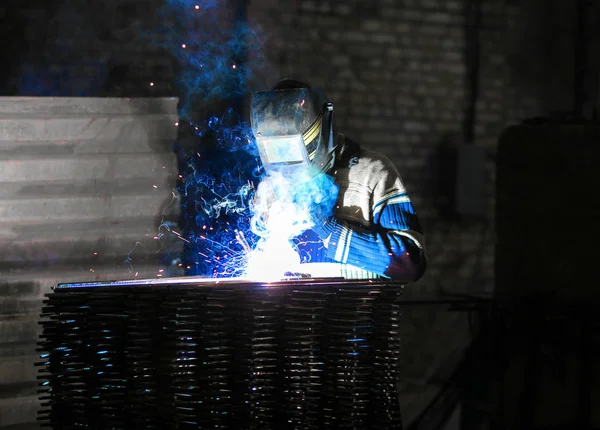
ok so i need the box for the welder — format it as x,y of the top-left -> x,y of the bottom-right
250,79 -> 426,281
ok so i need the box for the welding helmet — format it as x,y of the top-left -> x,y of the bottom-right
250,81 -> 336,174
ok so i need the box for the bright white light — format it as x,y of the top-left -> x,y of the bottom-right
243,170 -> 316,280
260,135 -> 304,164
244,234 -> 300,281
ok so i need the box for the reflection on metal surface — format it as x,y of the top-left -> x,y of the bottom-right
56,262 -> 379,289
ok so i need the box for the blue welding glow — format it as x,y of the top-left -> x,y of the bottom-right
175,114 -> 263,277
113,0 -> 268,277
244,168 -> 338,279
151,1 -> 340,279
176,117 -> 340,278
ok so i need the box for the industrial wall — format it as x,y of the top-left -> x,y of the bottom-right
1,0 -> 577,294
267,1 -> 577,423
0,0 -> 581,428
0,97 -> 180,428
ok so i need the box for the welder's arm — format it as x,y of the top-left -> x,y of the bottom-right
313,216 -> 426,282
312,171 -> 426,281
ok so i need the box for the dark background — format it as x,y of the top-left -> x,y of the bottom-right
1,0 -> 600,428
2,0 -> 597,292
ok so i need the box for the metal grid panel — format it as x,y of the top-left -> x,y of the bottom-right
38,278 -> 405,429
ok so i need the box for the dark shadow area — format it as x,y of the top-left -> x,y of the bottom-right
493,120 -> 600,429
0,0 -> 173,97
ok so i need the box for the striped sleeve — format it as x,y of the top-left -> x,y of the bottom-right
315,157 -> 426,281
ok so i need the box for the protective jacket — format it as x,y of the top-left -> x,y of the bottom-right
294,134 -> 427,281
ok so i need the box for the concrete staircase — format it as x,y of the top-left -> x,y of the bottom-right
0,97 -> 181,428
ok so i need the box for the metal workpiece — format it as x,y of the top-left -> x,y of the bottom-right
38,277 -> 405,429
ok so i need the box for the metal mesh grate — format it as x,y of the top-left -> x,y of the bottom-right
38,279 -> 404,429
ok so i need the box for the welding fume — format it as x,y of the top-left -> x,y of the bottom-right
240,79 -> 426,282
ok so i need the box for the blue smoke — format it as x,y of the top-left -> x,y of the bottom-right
160,0 -> 340,278
174,110 -> 264,277
294,171 -> 340,225
157,0 -> 266,119
194,107 -> 260,154
157,0 -> 274,277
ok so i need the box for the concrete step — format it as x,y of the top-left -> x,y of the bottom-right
0,96 -> 183,427
1,263 -> 184,287
0,138 -> 176,155
0,115 -> 179,142
0,193 -> 176,223
0,152 -> 177,183
0,319 -> 41,348
0,177 -> 180,200
0,97 -> 178,116
0,356 -> 39,386
0,394 -> 41,427
0,235 -> 183,269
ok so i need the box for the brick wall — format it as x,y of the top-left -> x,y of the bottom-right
265,0 -> 576,297
255,0 -> 576,422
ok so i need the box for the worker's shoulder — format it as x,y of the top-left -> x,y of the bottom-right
336,134 -> 398,183
354,147 -> 398,176
338,149 -> 395,194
